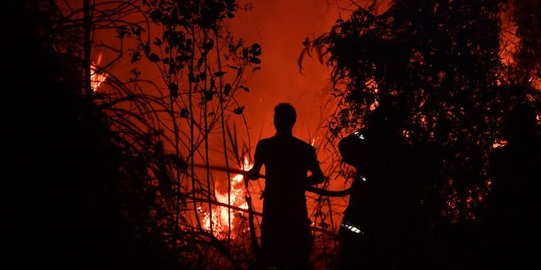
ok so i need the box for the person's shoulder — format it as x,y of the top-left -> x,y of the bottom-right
291,136 -> 312,146
292,136 -> 316,151
256,137 -> 274,149
259,137 -> 273,144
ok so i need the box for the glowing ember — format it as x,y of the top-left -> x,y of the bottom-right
369,100 -> 380,111
203,157 -> 252,239
365,78 -> 379,93
91,52 -> 108,92
492,139 -> 508,149
364,78 -> 380,111
531,76 -> 541,91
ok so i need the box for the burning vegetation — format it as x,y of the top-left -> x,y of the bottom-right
7,0 -> 541,269
201,157 -> 251,239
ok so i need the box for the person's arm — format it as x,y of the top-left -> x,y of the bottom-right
306,147 -> 324,185
247,141 -> 264,180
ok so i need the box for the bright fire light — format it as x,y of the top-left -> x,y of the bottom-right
531,76 -> 541,91
203,157 -> 252,239
492,139 -> 508,149
91,52 -> 108,92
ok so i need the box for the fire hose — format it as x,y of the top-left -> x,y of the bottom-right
192,164 -> 352,197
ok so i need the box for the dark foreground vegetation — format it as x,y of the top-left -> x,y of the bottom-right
3,0 -> 541,269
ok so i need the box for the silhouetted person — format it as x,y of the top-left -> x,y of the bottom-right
337,104 -> 428,270
483,103 -> 541,269
247,103 -> 324,270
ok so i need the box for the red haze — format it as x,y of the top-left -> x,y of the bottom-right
231,0 -> 350,141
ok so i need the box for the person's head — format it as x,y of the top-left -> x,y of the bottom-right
503,103 -> 537,142
274,103 -> 296,135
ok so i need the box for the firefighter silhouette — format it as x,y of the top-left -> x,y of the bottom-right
482,103 -> 541,269
337,103 -> 428,270
248,103 -> 324,270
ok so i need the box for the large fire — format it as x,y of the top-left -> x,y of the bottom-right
202,157 -> 252,239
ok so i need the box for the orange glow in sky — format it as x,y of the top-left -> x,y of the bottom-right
231,0 -> 356,140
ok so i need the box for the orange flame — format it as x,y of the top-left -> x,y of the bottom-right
91,53 -> 108,92
492,139 -> 508,149
203,157 -> 252,239
530,76 -> 541,91
311,137 -> 319,146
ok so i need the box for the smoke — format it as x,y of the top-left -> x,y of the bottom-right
231,0 -> 346,141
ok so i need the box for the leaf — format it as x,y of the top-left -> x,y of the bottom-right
141,44 -> 150,54
180,108 -> 189,118
239,85 -> 250,92
298,48 -> 306,73
249,57 -> 261,64
116,26 -> 128,38
176,55 -> 190,63
203,90 -> 214,101
224,83 -> 232,95
148,53 -> 160,62
165,154 -> 187,171
233,106 -> 245,115
302,37 -> 312,57
204,39 -> 214,51
169,82 -> 179,98
133,25 -> 142,37
129,68 -> 141,82
149,9 -> 162,21
197,57 -> 204,69
168,82 -> 179,92
130,50 -> 141,63
250,43 -> 262,56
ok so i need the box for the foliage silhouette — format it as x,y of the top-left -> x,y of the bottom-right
4,1 -> 180,269
63,0 -> 265,268
301,0 -> 541,268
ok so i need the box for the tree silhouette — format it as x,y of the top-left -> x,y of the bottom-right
5,0 -> 264,269
115,0 -> 262,267
301,0 -> 540,267
66,0 -> 263,268
5,1 -> 181,269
